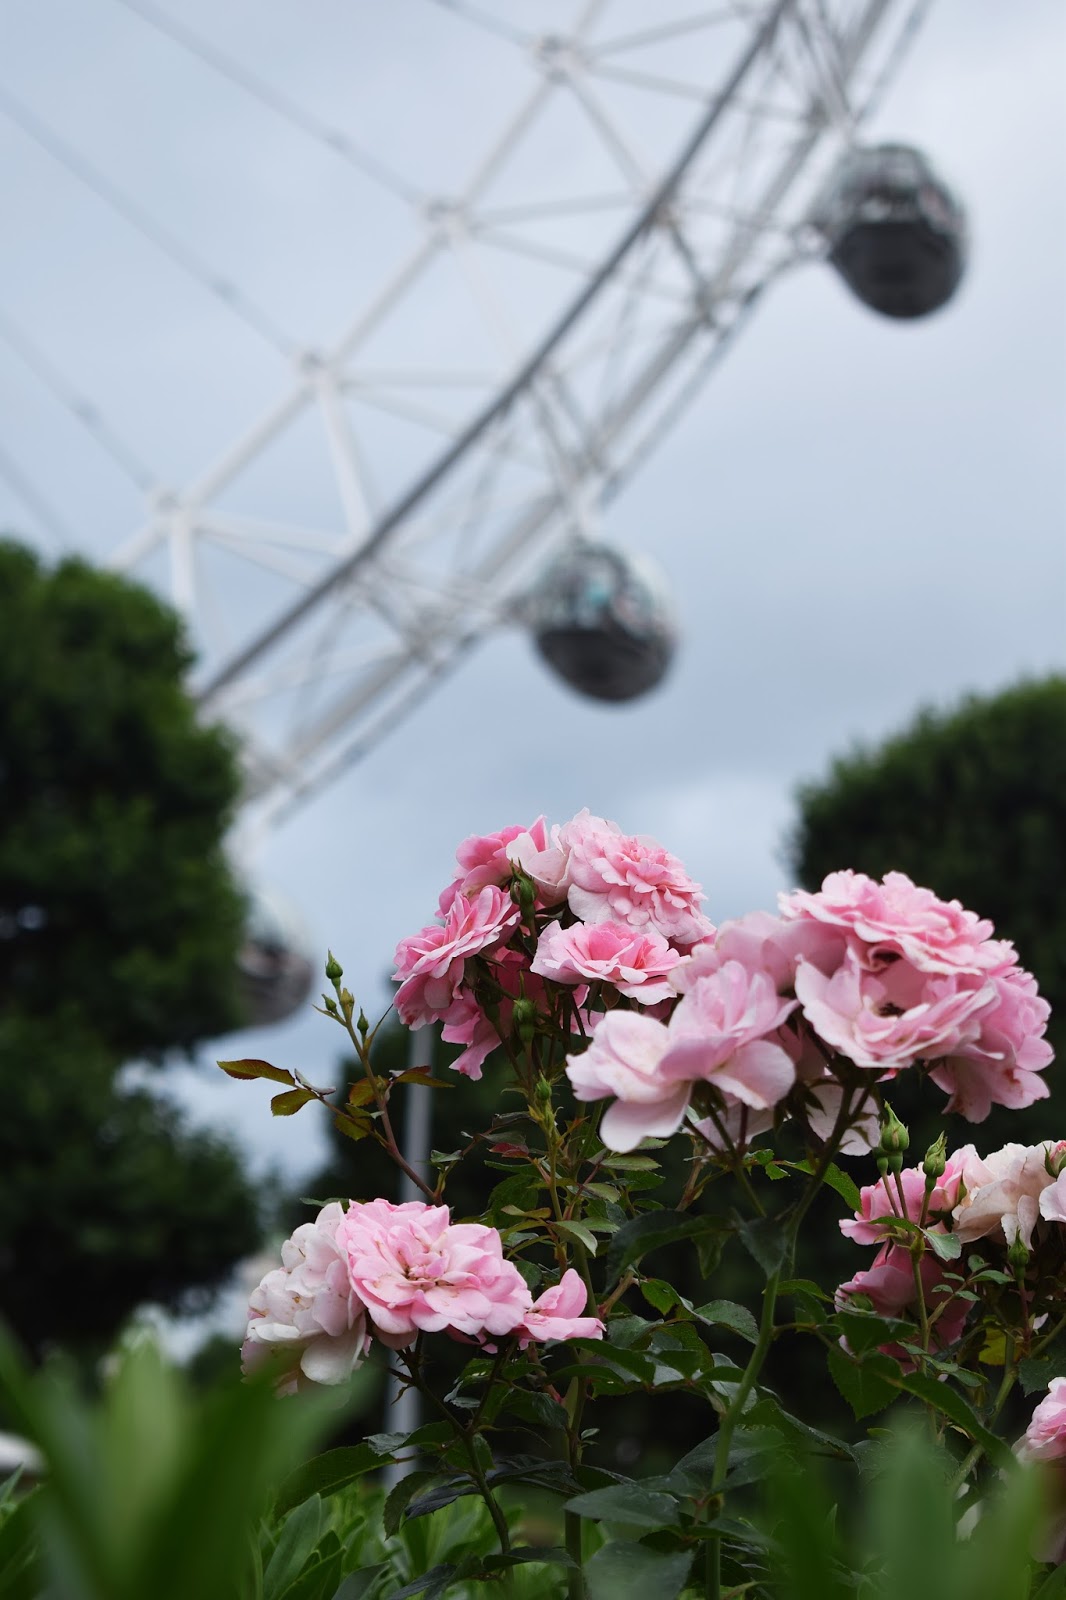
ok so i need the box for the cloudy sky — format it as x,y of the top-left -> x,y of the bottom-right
2,0 -> 1063,1190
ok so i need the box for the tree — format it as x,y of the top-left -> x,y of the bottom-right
0,539 -> 261,1357
788,674 -> 1066,1142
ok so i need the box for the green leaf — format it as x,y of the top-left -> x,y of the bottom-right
554,1219 -> 599,1255
923,1228 -> 962,1261
383,1470 -> 439,1537
274,1444 -> 384,1515
785,1158 -> 861,1212
262,1496 -> 325,1600
604,1210 -> 722,1286
692,1299 -> 760,1344
735,1213 -> 788,1278
640,1278 -> 684,1316
482,1547 -> 577,1572
827,1347 -> 899,1420
599,1153 -> 661,1171
385,1563 -> 457,1600
332,1111 -> 372,1143
566,1482 -> 680,1531
218,1058 -> 294,1085
584,1542 -> 692,1600
271,1087 -> 317,1117
892,1370 -> 1014,1467
832,1308 -> 913,1357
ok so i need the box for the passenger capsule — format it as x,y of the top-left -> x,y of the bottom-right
815,143 -> 967,319
237,884 -> 315,1027
527,542 -> 677,703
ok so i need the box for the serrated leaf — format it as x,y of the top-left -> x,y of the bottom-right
385,1562 -> 457,1600
554,1219 -> 599,1255
271,1087 -> 317,1117
923,1228 -> 962,1261
735,1213 -> 787,1278
383,1470 -> 439,1537
584,1542 -> 692,1600
565,1482 -> 680,1530
892,1370 -> 1013,1466
274,1444 -> 383,1515
692,1299 -> 760,1344
786,1158 -> 861,1212
604,1210 -> 722,1286
218,1057 -> 294,1085
333,1111 -> 372,1143
827,1346 -> 899,1419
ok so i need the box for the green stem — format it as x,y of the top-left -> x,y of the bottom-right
949,1336 -> 1017,1498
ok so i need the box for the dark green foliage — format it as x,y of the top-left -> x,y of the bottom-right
0,1016 -> 261,1359
0,539 -> 261,1356
0,539 -> 246,1057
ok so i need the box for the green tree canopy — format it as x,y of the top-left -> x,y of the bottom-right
0,539 -> 246,1057
0,540 -> 261,1358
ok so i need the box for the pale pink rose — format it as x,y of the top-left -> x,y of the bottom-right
841,1151 -> 971,1247
794,948 -> 994,1074
1039,1164 -> 1066,1225
673,911 -> 836,995
1018,1379 -> 1066,1464
438,818 -> 551,913
953,1141 -> 1066,1249
927,1051 -> 1051,1123
516,1268 -> 605,1347
531,919 -> 681,1003
835,1245 -> 970,1360
241,1203 -> 369,1393
439,992 -> 501,1081
780,870 -> 1001,976
658,962 -> 797,1110
929,962 -> 1054,1121
555,808 -> 713,946
393,886 -> 520,1027
565,1010 -> 691,1153
336,1199 -> 532,1344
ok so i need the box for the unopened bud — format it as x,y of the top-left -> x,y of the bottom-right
1008,1235 -> 1030,1273
512,997 -> 537,1045
322,994 -> 339,1017
534,1076 -> 553,1108
1045,1142 -> 1066,1178
325,950 -> 343,984
879,1106 -> 909,1171
923,1132 -> 947,1187
509,869 -> 537,919
357,1010 -> 370,1037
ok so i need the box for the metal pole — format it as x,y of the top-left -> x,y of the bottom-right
382,1025 -> 433,1488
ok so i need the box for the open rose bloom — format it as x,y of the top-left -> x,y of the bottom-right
243,1199 -> 603,1387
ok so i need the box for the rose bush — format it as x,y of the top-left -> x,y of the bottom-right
222,809 -> 1061,1598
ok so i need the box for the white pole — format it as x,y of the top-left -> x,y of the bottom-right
382,1025 -> 433,1487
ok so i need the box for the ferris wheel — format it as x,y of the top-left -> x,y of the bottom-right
1,0 -> 964,853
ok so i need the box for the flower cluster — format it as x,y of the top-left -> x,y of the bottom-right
393,819 -> 1052,1151
242,1199 -> 603,1393
835,1137 -> 1066,1358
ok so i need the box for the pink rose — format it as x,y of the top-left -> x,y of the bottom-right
953,1141 -> 1066,1249
835,1246 -> 970,1361
841,1151 -> 971,1247
241,1203 -> 369,1393
555,808 -> 713,946
565,1011 -> 691,1153
439,992 -> 501,1081
1018,1379 -> 1066,1464
673,911 -> 830,995
336,1199 -> 532,1345
780,870 -> 1001,975
794,948 -> 994,1074
393,886 -> 520,1027
929,962 -> 1053,1121
531,918 -> 681,1003
516,1268 -> 605,1347
438,818 -> 551,913
658,961 -> 797,1110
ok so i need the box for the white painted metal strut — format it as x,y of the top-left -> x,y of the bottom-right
87,0 -> 928,833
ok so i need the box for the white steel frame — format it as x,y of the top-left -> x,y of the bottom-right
92,0 -> 928,833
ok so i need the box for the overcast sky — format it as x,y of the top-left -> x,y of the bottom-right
2,0 -> 1063,1191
